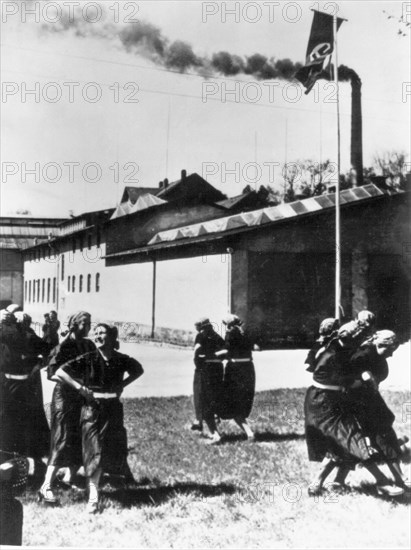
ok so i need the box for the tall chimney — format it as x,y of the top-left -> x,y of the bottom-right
351,76 -> 363,185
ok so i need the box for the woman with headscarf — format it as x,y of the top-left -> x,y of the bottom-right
0,309 -> 29,457
304,318 -> 340,372
38,311 -> 95,504
191,317 -> 225,443
54,323 -> 143,512
347,330 -> 410,491
14,312 -> 50,475
217,314 -> 255,440
304,328 -> 405,497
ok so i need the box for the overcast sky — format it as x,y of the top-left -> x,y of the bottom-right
1,0 -> 410,217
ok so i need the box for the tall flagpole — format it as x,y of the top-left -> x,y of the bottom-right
333,15 -> 341,321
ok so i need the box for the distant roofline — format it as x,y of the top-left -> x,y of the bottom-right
104,185 -> 407,260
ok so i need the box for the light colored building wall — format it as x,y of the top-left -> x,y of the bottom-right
156,254 -> 229,332
23,241 -> 228,341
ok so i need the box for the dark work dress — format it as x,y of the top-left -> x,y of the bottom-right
0,323 -> 31,457
193,329 -> 225,423
347,345 -> 400,462
47,338 -> 96,468
220,327 -> 255,420
304,341 -> 376,465
21,328 -> 50,459
62,350 -> 143,477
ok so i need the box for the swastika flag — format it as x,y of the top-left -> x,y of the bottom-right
295,10 -> 344,94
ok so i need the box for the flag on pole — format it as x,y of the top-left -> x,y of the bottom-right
295,10 -> 344,94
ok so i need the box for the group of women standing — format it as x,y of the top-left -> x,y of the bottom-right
39,311 -> 143,513
0,305 -> 50,473
304,310 -> 410,497
1,307 -> 143,514
191,314 -> 255,444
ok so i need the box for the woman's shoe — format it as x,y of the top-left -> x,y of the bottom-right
86,500 -> 100,514
376,484 -> 404,497
37,486 -> 59,505
307,481 -> 322,496
209,433 -> 221,445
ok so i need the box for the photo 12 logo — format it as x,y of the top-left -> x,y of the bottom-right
1,1 -> 140,24
202,2 -> 307,23
1,82 -> 140,104
1,162 -> 139,184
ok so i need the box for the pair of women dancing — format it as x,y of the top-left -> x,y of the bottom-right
305,311 -> 410,497
39,311 -> 143,513
192,314 -> 255,444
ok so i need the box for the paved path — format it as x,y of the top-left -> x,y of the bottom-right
41,341 -> 411,404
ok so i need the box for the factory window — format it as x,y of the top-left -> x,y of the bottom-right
72,238 -> 76,254
61,254 -> 65,280
79,275 -> 83,293
96,227 -> 101,248
53,278 -> 56,303
28,281 -> 32,303
37,279 -> 40,302
72,275 -> 76,293
87,234 -> 92,250
42,279 -> 45,302
87,274 -> 91,293
79,235 -> 83,252
24,281 -> 27,302
95,273 -> 100,292
68,276 -> 71,292
47,278 -> 51,303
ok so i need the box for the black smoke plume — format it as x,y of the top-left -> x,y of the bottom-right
39,7 -> 303,81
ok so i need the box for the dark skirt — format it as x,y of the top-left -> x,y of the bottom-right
48,383 -> 83,468
347,388 -> 401,461
0,378 -> 31,456
219,361 -> 256,420
81,399 -> 130,477
26,370 -> 50,459
304,386 -> 376,464
193,368 -> 203,422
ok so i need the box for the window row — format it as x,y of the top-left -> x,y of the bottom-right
24,273 -> 100,303
25,278 -> 56,304
26,229 -> 102,263
66,273 -> 100,293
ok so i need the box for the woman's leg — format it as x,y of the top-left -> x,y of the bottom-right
308,457 -> 337,495
386,461 -> 411,489
87,467 -> 102,513
234,416 -> 254,439
39,465 -> 59,503
334,465 -> 351,485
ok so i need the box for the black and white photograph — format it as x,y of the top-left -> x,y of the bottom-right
0,0 -> 410,547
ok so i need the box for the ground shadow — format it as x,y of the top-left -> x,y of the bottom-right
350,483 -> 411,505
215,431 -> 305,444
104,481 -> 237,508
254,431 -> 306,443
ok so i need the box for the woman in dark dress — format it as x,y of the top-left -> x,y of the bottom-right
38,311 -> 95,504
14,312 -> 50,473
218,314 -> 255,440
305,333 -> 405,497
347,330 -> 410,491
0,310 -> 30,457
56,323 -> 143,512
191,317 -> 225,443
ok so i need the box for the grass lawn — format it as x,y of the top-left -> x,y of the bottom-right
22,388 -> 411,548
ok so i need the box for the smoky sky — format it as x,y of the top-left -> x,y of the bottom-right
34,1 -> 363,85
38,4 -> 304,81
